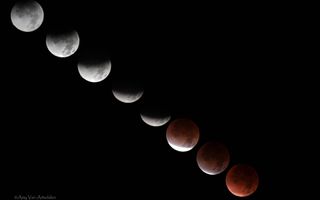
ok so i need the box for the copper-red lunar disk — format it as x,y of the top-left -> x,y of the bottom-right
226,164 -> 259,197
196,141 -> 230,175
166,118 -> 200,152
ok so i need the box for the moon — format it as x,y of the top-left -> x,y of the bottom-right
11,0 -> 44,32
112,81 -> 144,103
166,118 -> 200,152
46,30 -> 80,58
226,164 -> 259,197
196,141 -> 230,175
78,59 -> 111,83
140,108 -> 171,127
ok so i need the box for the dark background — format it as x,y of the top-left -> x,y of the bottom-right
2,0 -> 305,199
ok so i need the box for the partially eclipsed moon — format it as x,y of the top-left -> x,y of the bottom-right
46,30 -> 80,58
140,110 -> 171,127
11,0 -> 44,32
226,164 -> 259,197
166,118 -> 200,152
78,60 -> 111,83
196,141 -> 230,175
112,81 -> 144,103
140,105 -> 171,127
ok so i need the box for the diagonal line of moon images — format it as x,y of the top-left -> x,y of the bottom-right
10,1 -> 260,198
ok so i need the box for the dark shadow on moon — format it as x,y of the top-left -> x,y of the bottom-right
112,77 -> 144,103
77,49 -> 112,83
196,140 -> 230,175
140,104 -> 171,126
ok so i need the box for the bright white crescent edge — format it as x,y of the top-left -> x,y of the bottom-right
112,89 -> 143,103
140,114 -> 171,127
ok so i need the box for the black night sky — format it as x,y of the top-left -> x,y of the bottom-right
3,0 -> 308,199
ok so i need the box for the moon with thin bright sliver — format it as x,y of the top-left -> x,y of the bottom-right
196,141 -> 230,175
140,108 -> 171,127
226,164 -> 259,197
166,118 -> 200,152
112,81 -> 144,103
10,0 -> 44,32
78,60 -> 111,83
140,114 -> 171,127
46,30 -> 80,58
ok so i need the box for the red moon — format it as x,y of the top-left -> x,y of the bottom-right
196,141 -> 230,175
166,118 -> 200,152
226,164 -> 259,197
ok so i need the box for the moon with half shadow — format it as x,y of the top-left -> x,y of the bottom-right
196,141 -> 230,175
140,107 -> 171,127
11,0 -> 44,32
46,30 -> 80,58
166,118 -> 200,152
112,80 -> 144,103
78,59 -> 111,83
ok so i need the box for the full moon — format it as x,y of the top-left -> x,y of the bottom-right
112,81 -> 144,103
78,59 -> 111,83
140,108 -> 171,127
11,0 -> 44,32
166,118 -> 200,152
196,141 -> 230,175
46,30 -> 80,58
226,164 -> 259,197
